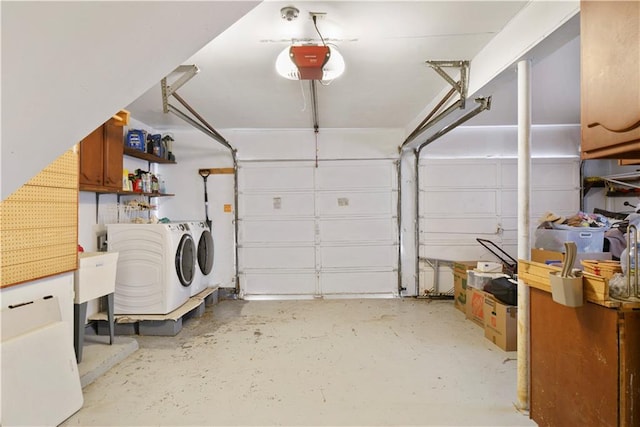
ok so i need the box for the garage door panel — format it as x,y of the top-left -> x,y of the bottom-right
421,243 -> 488,260
420,217 -> 499,236
419,157 -> 579,269
501,159 -> 580,189
240,165 -> 314,191
421,190 -> 496,215
320,245 -> 396,269
239,160 -> 398,297
421,161 -> 498,188
501,189 -> 579,216
240,193 -> 315,217
239,219 -> 315,244
317,191 -> 396,216
239,247 -> 315,269
319,218 -> 396,243
320,271 -> 396,294
240,272 -> 316,295
317,163 -> 395,190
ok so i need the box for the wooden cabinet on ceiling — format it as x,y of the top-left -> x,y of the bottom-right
79,119 -> 123,192
580,0 -> 640,159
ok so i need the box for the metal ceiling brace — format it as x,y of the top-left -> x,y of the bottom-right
310,80 -> 320,167
401,60 -> 470,149
160,65 -> 241,295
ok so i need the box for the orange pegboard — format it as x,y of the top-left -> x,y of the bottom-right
0,149 -> 78,288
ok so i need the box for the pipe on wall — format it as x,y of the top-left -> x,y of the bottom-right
516,59 -> 531,412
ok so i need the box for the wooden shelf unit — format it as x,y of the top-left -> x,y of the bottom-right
123,147 -> 176,164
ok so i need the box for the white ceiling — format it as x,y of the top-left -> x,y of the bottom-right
125,1 -> 580,133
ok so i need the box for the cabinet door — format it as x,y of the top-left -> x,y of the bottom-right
102,121 -> 123,190
581,0 -> 640,159
530,288 -> 619,426
78,126 -> 104,187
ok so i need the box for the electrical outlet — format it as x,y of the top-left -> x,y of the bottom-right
309,12 -> 326,20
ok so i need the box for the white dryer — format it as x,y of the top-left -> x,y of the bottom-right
107,223 -> 196,315
184,221 -> 214,296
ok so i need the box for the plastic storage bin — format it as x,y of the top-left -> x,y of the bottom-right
534,226 -> 606,253
467,270 -> 508,290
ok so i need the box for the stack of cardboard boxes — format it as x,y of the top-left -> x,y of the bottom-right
453,261 -> 517,352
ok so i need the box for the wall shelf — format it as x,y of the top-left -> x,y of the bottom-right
583,173 -> 640,198
119,191 -> 174,197
123,147 -> 175,164
79,186 -> 173,197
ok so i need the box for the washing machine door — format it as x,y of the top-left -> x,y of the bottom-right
175,233 -> 196,287
197,229 -> 214,275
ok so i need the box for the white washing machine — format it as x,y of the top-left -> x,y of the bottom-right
184,221 -> 214,296
106,223 -> 196,315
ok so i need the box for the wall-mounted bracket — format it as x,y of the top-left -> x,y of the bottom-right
161,65 -> 199,113
401,60 -> 470,149
425,60 -> 470,107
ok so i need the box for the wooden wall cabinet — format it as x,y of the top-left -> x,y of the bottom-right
581,0 -> 640,159
79,119 -> 123,192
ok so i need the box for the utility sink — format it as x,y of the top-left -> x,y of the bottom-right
73,252 -> 119,304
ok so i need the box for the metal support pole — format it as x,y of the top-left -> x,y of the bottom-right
516,59 -> 531,412
414,149 -> 421,296
232,151 -> 240,295
396,159 -> 403,295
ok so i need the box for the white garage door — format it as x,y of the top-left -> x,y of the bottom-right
238,160 -> 398,298
418,157 -> 580,294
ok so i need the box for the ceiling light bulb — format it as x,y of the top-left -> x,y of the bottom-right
275,45 -> 345,81
280,6 -> 299,21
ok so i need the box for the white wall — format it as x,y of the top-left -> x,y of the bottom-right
227,128 -> 403,161
1,1 -> 260,199
405,0 -> 580,140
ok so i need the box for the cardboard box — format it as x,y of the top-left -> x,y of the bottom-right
483,295 -> 517,351
465,287 -> 488,327
453,261 -> 477,313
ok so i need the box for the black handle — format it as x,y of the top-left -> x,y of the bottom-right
476,238 -> 518,275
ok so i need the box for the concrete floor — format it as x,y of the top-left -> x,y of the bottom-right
61,298 -> 536,426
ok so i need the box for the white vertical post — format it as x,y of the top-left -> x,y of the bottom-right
399,150 -> 418,296
516,60 -> 532,411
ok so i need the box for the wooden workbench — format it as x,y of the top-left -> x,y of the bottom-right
519,260 -> 640,427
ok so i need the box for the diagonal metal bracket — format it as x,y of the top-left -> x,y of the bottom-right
425,60 -> 470,107
401,60 -> 470,148
161,65 -> 199,113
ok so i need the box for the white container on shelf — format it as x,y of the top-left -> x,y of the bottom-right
467,270 -> 508,290
534,226 -> 606,253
